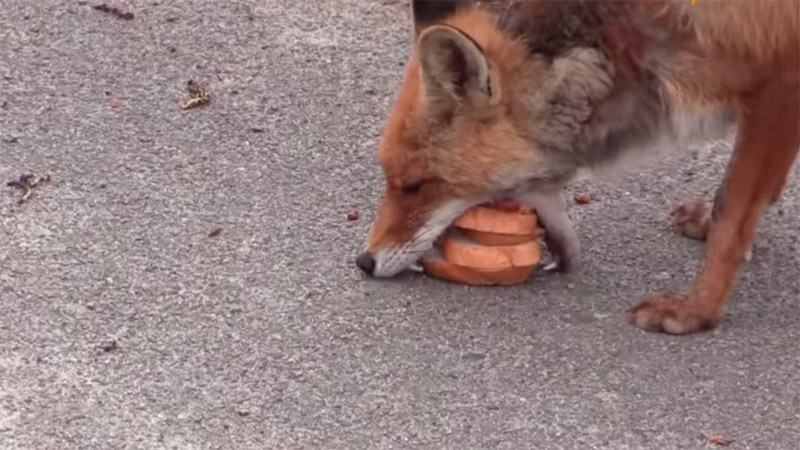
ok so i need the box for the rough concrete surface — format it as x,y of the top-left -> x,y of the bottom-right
1,1 -> 799,449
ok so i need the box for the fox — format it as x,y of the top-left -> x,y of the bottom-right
356,0 -> 800,335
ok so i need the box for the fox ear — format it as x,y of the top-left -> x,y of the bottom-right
411,0 -> 470,35
417,25 -> 496,108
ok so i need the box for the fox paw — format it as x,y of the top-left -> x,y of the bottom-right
542,231 -> 579,273
627,292 -> 719,334
671,199 -> 711,241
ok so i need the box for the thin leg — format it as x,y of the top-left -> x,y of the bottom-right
519,188 -> 580,272
629,77 -> 800,334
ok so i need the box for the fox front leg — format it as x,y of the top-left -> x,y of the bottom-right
518,188 -> 580,273
513,49 -> 613,271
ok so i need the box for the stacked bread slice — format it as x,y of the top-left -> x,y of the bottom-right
420,201 -> 543,285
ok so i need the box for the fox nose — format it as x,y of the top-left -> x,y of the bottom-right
355,252 -> 376,276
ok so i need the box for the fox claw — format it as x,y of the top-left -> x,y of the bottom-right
542,229 -> 578,272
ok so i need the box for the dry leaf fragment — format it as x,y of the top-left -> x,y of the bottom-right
91,4 -> 134,20
180,80 -> 210,110
100,340 -> 119,352
709,435 -> 733,446
7,173 -> 50,204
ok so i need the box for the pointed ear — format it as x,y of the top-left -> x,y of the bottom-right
417,25 -> 497,108
411,0 -> 470,35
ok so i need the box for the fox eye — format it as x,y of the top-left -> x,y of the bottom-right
401,180 -> 424,194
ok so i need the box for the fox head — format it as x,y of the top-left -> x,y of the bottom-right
356,0 -> 617,277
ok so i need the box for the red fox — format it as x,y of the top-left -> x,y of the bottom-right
356,0 -> 800,334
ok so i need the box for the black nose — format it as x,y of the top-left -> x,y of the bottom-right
356,252 -> 376,275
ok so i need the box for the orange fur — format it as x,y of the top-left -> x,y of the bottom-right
640,0 -> 800,105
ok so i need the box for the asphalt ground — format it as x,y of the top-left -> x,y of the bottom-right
1,1 -> 799,449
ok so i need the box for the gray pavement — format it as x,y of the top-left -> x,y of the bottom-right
2,1 -> 799,449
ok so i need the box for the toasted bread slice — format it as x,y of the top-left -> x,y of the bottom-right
420,249 -> 536,286
453,205 -> 538,236
440,229 -> 541,270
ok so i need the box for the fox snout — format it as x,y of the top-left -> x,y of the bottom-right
357,195 -> 478,278
355,252 -> 376,276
